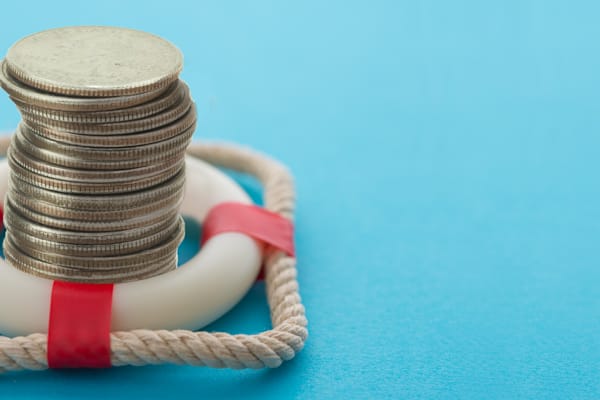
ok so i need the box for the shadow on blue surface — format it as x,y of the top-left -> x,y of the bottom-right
0,351 -> 308,398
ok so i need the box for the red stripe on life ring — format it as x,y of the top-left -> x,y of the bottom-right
202,202 -> 295,280
47,281 -> 113,368
202,202 -> 295,256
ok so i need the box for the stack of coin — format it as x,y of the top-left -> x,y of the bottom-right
0,27 -> 196,283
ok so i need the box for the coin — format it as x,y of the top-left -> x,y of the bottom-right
20,85 -> 192,135
5,27 -> 183,97
4,219 -> 184,269
3,201 -> 182,245
0,60 -> 171,112
8,169 -> 185,211
14,80 -> 184,124
3,239 -> 179,283
17,121 -> 195,168
1,27 -> 197,283
7,217 -> 182,257
8,151 -> 185,194
9,137 -> 185,184
22,106 -> 197,148
7,216 -> 184,257
6,195 -> 182,233
8,181 -> 184,222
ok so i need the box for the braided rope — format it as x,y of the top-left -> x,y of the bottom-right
0,136 -> 307,372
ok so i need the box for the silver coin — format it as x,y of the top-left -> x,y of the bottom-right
9,181 -> 183,222
9,137 -> 184,184
18,116 -> 193,162
22,105 -> 197,148
8,216 -> 184,257
17,122 -> 194,169
8,152 -> 185,194
3,239 -> 178,283
8,169 -> 185,211
20,86 -> 192,135
5,195 -> 182,232
14,80 -> 185,124
6,212 -> 183,253
1,27 -> 196,283
0,60 -> 171,112
5,27 -> 183,97
8,216 -> 183,257
3,201 -> 183,245
5,220 -> 184,269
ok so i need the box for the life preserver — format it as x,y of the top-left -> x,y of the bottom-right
0,155 -> 263,337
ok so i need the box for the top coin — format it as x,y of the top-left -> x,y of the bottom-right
4,26 -> 183,97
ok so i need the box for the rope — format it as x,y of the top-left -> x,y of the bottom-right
0,136 -> 307,372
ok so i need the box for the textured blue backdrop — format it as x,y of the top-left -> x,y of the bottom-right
0,1 -> 599,398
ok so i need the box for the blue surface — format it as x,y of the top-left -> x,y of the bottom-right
1,1 -> 599,398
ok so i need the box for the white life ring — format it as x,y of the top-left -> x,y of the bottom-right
0,156 -> 263,337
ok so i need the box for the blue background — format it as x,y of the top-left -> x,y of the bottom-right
0,1 -> 599,398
